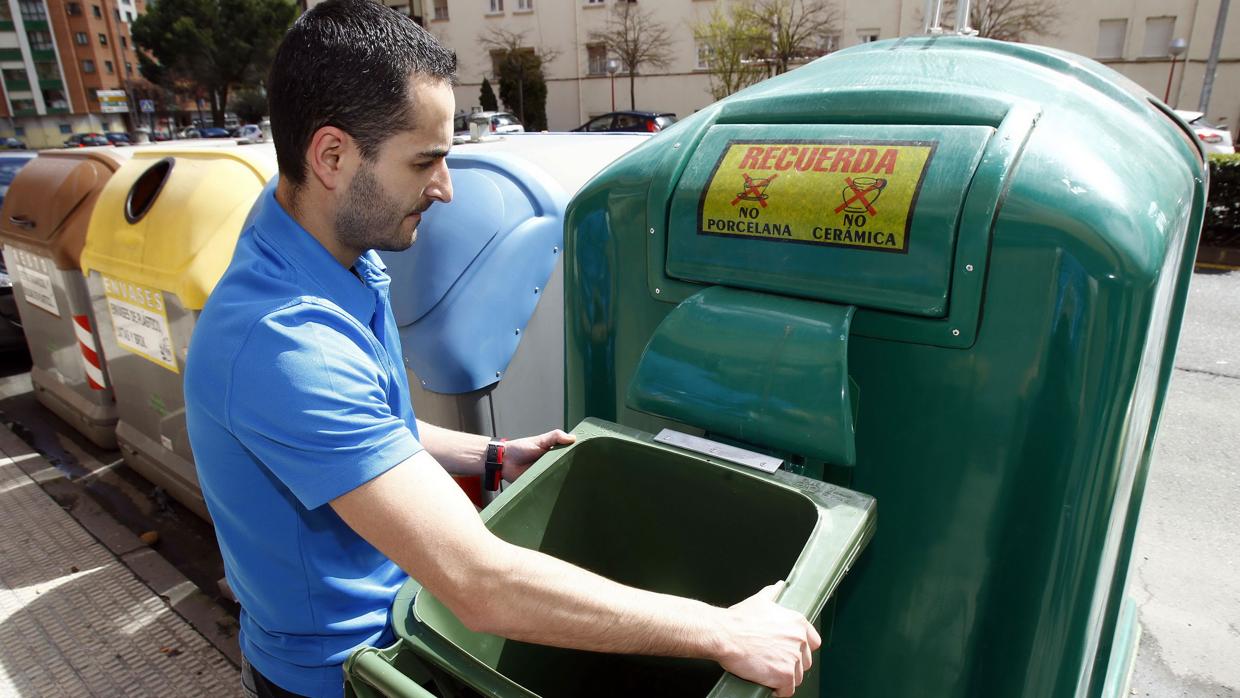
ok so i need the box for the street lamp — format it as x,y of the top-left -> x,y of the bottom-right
1164,37 -> 1188,104
605,58 -> 620,112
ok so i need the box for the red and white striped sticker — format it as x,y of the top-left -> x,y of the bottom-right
74,314 -> 108,390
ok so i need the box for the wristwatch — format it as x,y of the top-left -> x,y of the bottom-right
482,438 -> 506,503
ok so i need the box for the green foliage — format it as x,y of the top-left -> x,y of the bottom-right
132,0 -> 296,126
479,77 -> 498,112
1204,153 -> 1240,247
496,50 -> 547,131
229,88 -> 267,124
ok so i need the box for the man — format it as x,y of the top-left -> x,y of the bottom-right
184,1 -> 820,697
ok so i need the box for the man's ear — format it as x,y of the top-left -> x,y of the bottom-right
306,125 -> 352,192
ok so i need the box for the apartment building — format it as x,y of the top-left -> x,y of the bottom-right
354,0 -> 1240,136
0,0 -> 145,148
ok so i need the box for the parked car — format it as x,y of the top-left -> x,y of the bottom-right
105,131 -> 131,145
63,132 -> 110,147
231,124 -> 264,141
0,151 -> 36,206
152,131 -> 172,142
452,111 -> 525,136
0,151 -> 38,355
176,127 -> 201,139
572,111 -> 677,133
200,127 -> 231,138
0,137 -> 26,150
1175,110 -> 1235,155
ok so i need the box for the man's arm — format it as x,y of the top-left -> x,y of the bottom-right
332,450 -> 818,697
414,419 -> 574,480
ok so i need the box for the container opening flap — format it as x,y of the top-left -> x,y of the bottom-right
627,286 -> 857,466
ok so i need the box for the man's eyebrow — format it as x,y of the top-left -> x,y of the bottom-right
415,147 -> 450,159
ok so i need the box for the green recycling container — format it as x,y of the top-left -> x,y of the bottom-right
562,37 -> 1205,698
345,417 -> 876,697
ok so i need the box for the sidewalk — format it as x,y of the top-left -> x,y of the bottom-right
0,423 -> 238,695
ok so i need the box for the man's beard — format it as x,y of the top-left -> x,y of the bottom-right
333,163 -> 425,253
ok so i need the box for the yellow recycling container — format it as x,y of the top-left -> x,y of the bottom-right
80,143 -> 277,518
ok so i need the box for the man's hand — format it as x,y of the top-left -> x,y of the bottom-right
502,429 -> 575,481
717,582 -> 821,697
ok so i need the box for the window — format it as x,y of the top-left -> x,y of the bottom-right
1096,19 -> 1126,59
59,123 -> 72,134
0,3 -> 10,20
27,31 -> 54,51
586,0 -> 604,4
516,0 -> 532,9
490,50 -> 504,77
42,88 -> 66,109
82,59 -> 95,73
11,98 -> 35,112
14,127 -> 25,137
113,8 -> 119,20
66,2 -> 82,15
820,34 -> 840,53
857,29 -> 880,44
120,36 -> 127,48
98,33 -> 107,45
125,61 -> 132,75
34,61 -> 57,79
1142,16 -> 1175,57
104,60 -> 113,73
432,0 -> 447,19
588,44 -> 607,74
74,31 -> 88,45
19,1 -> 48,22
92,4 -> 101,17
2,68 -> 24,82
488,0 -> 502,12
584,115 -> 613,131
695,42 -> 713,70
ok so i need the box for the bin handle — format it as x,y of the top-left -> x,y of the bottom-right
8,215 -> 35,229
348,648 -> 437,698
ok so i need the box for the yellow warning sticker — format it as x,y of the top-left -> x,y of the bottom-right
697,140 -> 936,253
102,275 -> 179,374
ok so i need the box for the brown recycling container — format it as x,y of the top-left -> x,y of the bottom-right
0,148 -> 131,448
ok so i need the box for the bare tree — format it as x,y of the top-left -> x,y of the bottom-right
943,0 -> 1064,42
478,28 -> 561,129
738,0 -> 839,76
589,3 -> 675,110
693,5 -> 770,100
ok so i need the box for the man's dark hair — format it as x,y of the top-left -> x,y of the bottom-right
267,0 -> 458,188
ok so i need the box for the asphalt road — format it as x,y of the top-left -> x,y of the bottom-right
1130,269 -> 1240,697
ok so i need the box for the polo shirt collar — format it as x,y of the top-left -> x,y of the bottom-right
252,180 -> 389,325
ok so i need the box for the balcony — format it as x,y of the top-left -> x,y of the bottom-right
39,78 -> 60,89
0,48 -> 21,60
30,49 -> 54,61
5,79 -> 29,91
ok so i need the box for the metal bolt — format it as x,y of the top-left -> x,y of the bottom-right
654,288 -> 662,295
649,227 -> 655,235
965,264 -> 974,272
951,328 -> 961,336
673,142 -> 681,149
421,380 -> 427,386
552,246 -> 559,254
514,329 -> 520,335
495,371 -> 502,378
533,287 -> 540,294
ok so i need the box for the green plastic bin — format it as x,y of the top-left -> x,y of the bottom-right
345,418 -> 876,698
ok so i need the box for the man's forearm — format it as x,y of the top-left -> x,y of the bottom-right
415,419 -> 488,476
453,539 -> 728,661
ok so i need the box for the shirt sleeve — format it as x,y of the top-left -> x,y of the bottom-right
226,302 -> 423,510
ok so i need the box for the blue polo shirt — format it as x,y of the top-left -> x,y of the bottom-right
185,181 -> 422,698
